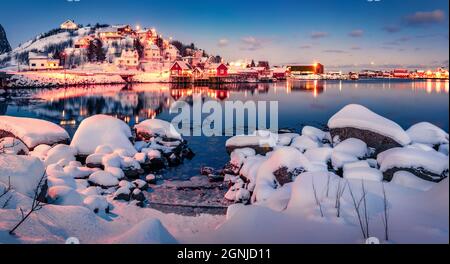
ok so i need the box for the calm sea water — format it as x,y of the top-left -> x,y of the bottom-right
1,79 -> 448,180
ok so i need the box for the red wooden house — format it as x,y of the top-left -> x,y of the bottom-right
170,61 -> 192,76
207,63 -> 228,77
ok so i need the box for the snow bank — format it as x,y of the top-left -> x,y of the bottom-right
328,104 -> 411,146
344,167 -> 383,182
71,115 -> 136,156
378,147 -> 449,175
0,155 -> 45,197
391,171 -> 436,191
109,218 -> 177,244
406,122 -> 449,146
135,119 -> 182,140
0,116 -> 70,149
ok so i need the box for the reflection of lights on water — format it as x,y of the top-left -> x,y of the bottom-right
436,80 -> 441,93
60,120 -> 76,126
339,81 -> 342,92
426,80 -> 433,94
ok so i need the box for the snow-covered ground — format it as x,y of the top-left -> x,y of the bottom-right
0,105 -> 448,244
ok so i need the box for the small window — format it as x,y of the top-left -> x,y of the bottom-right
41,64 -> 45,67
31,63 -> 36,67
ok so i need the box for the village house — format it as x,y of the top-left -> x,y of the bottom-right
115,49 -> 139,70
192,67 -> 205,79
28,52 -> 62,71
98,27 -> 122,44
206,63 -> 228,77
74,36 -> 93,49
170,61 -> 192,76
60,20 -> 79,30
272,67 -> 288,80
287,63 -> 325,75
164,44 -> 180,62
114,25 -> 135,36
140,44 -> 162,71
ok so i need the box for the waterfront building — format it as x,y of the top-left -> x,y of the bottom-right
392,69 -> 410,78
28,52 -> 61,70
170,61 -> 192,76
206,63 -> 228,77
287,63 -> 325,75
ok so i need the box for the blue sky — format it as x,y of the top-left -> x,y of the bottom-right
1,0 -> 448,69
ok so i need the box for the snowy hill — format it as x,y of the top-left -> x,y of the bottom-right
0,27 -> 90,68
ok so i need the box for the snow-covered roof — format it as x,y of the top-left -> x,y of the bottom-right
28,52 -> 49,60
172,61 -> 192,70
98,27 -> 119,33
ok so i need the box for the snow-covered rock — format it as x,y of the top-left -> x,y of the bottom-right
44,144 -> 77,166
304,147 -> 333,164
83,195 -> 109,213
333,138 -> 368,158
439,144 -> 449,156
290,135 -> 321,152
253,147 -> 317,202
47,186 -> 84,206
302,126 -> 330,142
378,147 -> 449,181
88,171 -> 119,188
226,131 -> 278,154
109,218 -> 177,244
0,116 -> 70,149
104,166 -> 125,180
0,137 -> 29,155
406,122 -> 449,146
331,151 -> 359,170
328,104 -> 411,152
135,119 -> 182,140
70,115 -> 136,156
0,155 -> 45,197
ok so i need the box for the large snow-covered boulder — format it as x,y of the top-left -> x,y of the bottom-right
70,115 -> 136,156
328,104 -> 411,153
0,137 -> 29,155
226,131 -> 278,155
135,119 -> 182,141
253,147 -> 322,202
378,147 -> 449,182
109,218 -> 177,244
0,116 -> 70,149
406,122 -> 449,146
0,154 -> 45,197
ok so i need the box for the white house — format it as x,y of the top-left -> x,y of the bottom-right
115,49 -> 139,70
140,44 -> 162,71
28,52 -> 61,70
60,20 -> 79,30
164,44 -> 179,62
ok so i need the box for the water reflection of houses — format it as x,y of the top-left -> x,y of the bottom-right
286,80 -> 325,96
27,85 -> 173,128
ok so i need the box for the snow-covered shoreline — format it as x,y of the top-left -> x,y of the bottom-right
0,104 -> 448,244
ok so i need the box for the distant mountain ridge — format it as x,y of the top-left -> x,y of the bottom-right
0,24 -> 12,55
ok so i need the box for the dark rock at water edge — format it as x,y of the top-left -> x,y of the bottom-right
383,167 -> 448,183
330,127 -> 402,154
